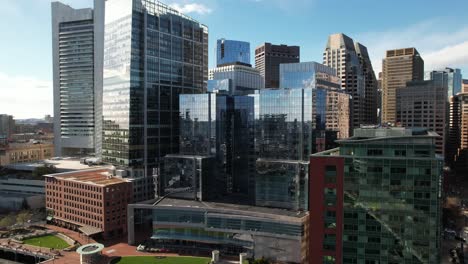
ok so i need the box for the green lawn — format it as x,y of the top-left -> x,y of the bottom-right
113,256 -> 211,264
23,234 -> 70,249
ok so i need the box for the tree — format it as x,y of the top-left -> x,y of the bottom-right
32,165 -> 57,178
0,215 -> 15,229
16,211 -> 32,226
252,257 -> 269,264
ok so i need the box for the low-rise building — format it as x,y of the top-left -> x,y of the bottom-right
45,168 -> 133,239
0,142 -> 54,166
128,198 -> 309,263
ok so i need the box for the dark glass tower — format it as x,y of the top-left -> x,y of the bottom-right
102,0 -> 208,201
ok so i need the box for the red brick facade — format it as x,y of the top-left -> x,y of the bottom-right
45,168 -> 132,239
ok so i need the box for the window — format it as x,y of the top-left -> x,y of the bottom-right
325,165 -> 337,183
367,149 -> 383,156
394,150 -> 406,156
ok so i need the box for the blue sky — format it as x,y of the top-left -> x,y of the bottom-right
1,0 -> 468,118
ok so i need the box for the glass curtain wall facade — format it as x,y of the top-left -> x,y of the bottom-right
428,68 -> 462,97
254,62 -> 349,210
339,131 -> 442,264
310,128 -> 443,264
216,39 -> 250,66
102,0 -> 208,187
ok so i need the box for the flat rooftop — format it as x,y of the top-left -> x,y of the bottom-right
45,168 -> 129,187
5,158 -> 104,172
136,198 -> 306,223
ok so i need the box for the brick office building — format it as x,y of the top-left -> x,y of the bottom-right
45,168 -> 132,239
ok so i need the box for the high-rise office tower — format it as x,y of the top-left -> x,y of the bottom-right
216,39 -> 250,67
255,43 -> 299,88
255,62 -> 349,210
323,33 -> 378,130
447,93 -> 468,169
158,91 -> 256,201
381,48 -> 424,124
310,127 -> 443,264
52,1 -> 104,157
463,79 -> 468,93
102,0 -> 208,201
208,64 -> 264,94
396,80 -> 447,156
0,115 -> 15,139
428,68 -> 462,97
377,72 -> 383,123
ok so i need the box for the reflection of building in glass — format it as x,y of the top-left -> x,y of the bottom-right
159,92 -> 256,200
396,80 -> 447,156
323,34 -> 378,130
128,198 -> 309,263
255,62 -> 350,210
102,0 -> 208,201
426,68 -> 462,97
309,127 -> 442,264
216,39 -> 250,67
160,154 -> 215,201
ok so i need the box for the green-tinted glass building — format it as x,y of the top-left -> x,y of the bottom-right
309,127 -> 443,264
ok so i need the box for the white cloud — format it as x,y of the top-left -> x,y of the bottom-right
357,20 -> 468,75
0,72 -> 52,119
170,3 -> 212,15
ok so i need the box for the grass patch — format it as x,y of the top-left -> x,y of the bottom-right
113,256 -> 211,264
23,234 -> 69,249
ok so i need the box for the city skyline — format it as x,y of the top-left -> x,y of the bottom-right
1,0 -> 468,118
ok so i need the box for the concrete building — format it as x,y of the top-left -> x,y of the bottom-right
255,43 -> 299,88
102,0 -> 208,202
448,93 -> 468,169
309,127 -> 443,264
45,168 -> 133,239
463,79 -> 468,93
216,39 -> 250,67
127,198 -> 309,263
323,34 -> 378,130
396,80 -> 447,156
0,115 -> 15,139
0,178 -> 45,211
0,142 -> 54,166
52,0 -> 104,157
381,48 -> 424,124
209,64 -> 264,94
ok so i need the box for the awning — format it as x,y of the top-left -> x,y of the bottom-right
78,225 -> 103,236
46,216 -> 53,221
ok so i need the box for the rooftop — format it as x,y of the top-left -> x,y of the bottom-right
134,198 -> 306,223
45,168 -> 129,187
339,127 -> 439,142
5,158 -> 104,172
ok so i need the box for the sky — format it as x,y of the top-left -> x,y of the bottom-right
1,0 -> 468,119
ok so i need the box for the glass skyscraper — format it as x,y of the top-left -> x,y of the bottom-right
102,0 -> 208,201
159,92 -> 256,200
255,62 -> 349,210
216,39 -> 250,67
427,67 -> 462,97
